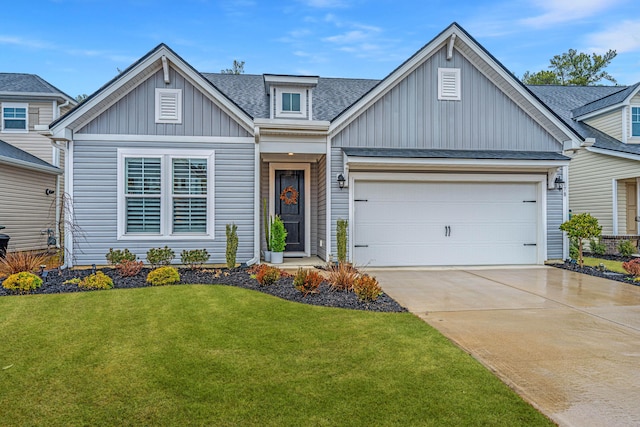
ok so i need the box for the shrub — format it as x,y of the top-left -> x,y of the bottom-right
336,219 -> 348,264
353,274 -> 383,302
105,248 -> 136,265
589,238 -> 606,256
115,260 -> 144,277
622,258 -> 640,277
0,251 -> 49,277
270,216 -> 287,253
254,264 -> 281,286
78,271 -> 114,290
146,266 -> 180,286
293,268 -> 323,296
327,262 -> 359,291
559,213 -> 602,267
181,249 -> 210,270
618,240 -> 637,257
226,223 -> 238,269
2,272 -> 43,294
146,246 -> 175,268
569,238 -> 579,260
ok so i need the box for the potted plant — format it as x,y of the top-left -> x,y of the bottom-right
262,199 -> 272,262
270,215 -> 287,264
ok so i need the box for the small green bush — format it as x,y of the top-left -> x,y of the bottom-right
2,271 -> 43,294
181,249 -> 209,269
146,246 -> 175,268
270,216 -> 287,253
618,240 -> 637,257
293,268 -> 323,296
337,219 -> 348,264
146,266 -> 180,286
353,274 -> 383,302
226,223 -> 239,269
569,238 -> 579,260
559,213 -> 602,267
78,271 -> 114,290
588,238 -> 606,256
106,248 -> 136,265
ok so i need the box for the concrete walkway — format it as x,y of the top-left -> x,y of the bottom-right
373,266 -> 640,427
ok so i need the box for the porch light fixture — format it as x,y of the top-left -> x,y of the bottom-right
554,176 -> 565,191
45,188 -> 55,195
337,173 -> 346,189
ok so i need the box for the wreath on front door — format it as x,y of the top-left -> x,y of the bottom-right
280,186 -> 299,205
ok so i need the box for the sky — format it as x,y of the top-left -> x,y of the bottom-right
2,0 -> 639,98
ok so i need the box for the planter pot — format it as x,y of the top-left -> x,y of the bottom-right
271,251 -> 284,264
263,250 -> 272,262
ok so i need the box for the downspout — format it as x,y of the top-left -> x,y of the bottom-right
50,100 -> 70,259
50,139 -> 70,268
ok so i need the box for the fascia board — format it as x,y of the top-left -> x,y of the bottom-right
574,104 -> 624,121
0,156 -> 61,174
345,155 -> 569,169
587,147 -> 640,162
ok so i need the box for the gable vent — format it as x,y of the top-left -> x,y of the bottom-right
438,68 -> 461,101
155,88 -> 182,123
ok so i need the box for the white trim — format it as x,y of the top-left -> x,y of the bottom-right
1,102 -> 28,133
155,88 -> 182,124
438,68 -> 461,101
326,142 -> 332,261
348,172 -> 548,265
268,162 -> 311,257
74,134 -> 254,144
562,165 -> 569,260
612,179 -> 619,235
345,155 -> 569,169
587,147 -> 640,162
116,148 -> 215,241
623,105 -> 628,143
573,85 -> 640,121
631,105 -> 640,138
275,87 -> 308,119
637,177 -> 640,231
66,140 -> 74,267
0,156 -> 61,174
250,142 -> 260,265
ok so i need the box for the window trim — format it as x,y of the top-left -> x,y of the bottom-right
438,68 -> 461,101
117,148 -> 215,240
275,87 -> 307,118
155,88 -> 183,124
2,102 -> 28,133
631,105 -> 640,138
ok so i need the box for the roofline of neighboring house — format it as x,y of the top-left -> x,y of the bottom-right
587,146 -> 640,162
0,91 -> 77,104
573,83 -> 640,121
50,43 -> 254,132
0,155 -> 61,175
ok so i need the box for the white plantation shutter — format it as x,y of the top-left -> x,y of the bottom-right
438,68 -> 461,101
155,88 -> 182,123
172,158 -> 207,233
125,158 -> 161,233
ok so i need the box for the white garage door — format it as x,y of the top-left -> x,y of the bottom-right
353,181 -> 539,266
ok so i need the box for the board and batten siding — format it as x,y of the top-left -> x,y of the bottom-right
71,140 -> 255,265
569,149 -> 640,234
0,164 -> 57,252
317,155 -> 327,260
331,47 -> 562,152
77,67 -> 250,138
584,109 -> 623,141
546,176 -> 564,259
330,147 -> 349,260
0,101 -> 56,164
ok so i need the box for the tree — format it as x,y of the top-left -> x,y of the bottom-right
522,49 -> 617,86
559,213 -> 602,267
221,60 -> 245,75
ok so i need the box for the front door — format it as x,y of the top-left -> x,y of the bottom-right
275,170 -> 305,252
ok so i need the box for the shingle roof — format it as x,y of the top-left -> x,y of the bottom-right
0,73 -> 74,100
571,82 -> 640,118
203,73 -> 380,121
342,147 -> 570,161
529,84 -> 640,157
0,139 -> 60,173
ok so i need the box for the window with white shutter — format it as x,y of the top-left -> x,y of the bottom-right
438,68 -> 461,101
155,88 -> 182,123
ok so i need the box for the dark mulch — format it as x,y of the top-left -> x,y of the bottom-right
552,254 -> 639,286
0,267 -> 407,313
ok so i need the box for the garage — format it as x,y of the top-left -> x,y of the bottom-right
352,178 -> 542,267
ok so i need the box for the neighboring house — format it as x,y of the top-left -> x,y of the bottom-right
0,73 -> 76,252
531,84 -> 640,252
49,23 -> 582,267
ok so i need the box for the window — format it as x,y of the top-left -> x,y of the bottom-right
632,107 -> 640,137
282,92 -> 301,112
118,149 -> 214,240
2,103 -> 28,132
155,89 -> 182,124
438,68 -> 461,101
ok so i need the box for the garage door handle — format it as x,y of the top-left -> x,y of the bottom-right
354,244 -> 369,248
524,243 -> 537,246
445,226 -> 451,237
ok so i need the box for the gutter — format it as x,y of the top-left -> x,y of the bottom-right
0,156 -> 61,175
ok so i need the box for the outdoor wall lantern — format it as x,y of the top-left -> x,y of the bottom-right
45,188 -> 55,195
554,176 -> 565,191
337,173 -> 346,189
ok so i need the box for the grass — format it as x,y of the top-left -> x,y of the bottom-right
0,285 -> 553,426
583,256 -> 627,273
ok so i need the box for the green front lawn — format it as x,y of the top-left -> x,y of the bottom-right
583,256 -> 627,274
0,286 -> 553,426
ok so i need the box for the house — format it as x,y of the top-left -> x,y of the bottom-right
530,84 -> 640,253
48,23 -> 582,267
0,73 -> 76,252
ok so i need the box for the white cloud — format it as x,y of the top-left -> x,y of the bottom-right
586,20 -> 640,54
299,0 -> 349,8
520,0 -> 624,27
0,36 -> 53,49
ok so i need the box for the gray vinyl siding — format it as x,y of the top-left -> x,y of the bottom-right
317,155 -> 326,260
332,47 -> 561,152
72,140 -> 255,265
1,101 -> 55,164
547,179 -> 564,259
330,147 -> 349,259
77,67 -> 250,138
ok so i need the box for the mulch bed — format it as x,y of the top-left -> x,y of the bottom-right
552,253 -> 639,286
0,267 -> 407,313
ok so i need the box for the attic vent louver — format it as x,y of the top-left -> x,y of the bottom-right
155,88 -> 182,123
438,68 -> 461,101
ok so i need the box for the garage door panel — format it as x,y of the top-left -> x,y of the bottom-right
353,180 -> 539,266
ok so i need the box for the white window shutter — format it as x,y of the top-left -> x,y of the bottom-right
155,89 -> 182,123
438,68 -> 461,101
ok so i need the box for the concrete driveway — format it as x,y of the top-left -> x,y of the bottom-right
373,266 -> 640,427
